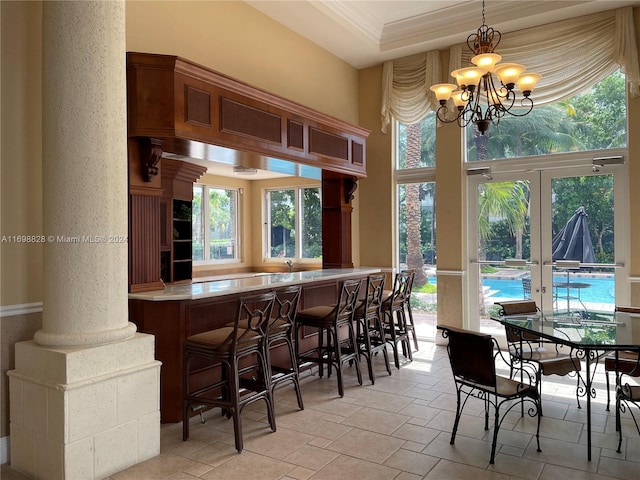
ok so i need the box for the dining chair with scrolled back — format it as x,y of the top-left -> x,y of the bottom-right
437,325 -> 541,464
615,345 -> 640,453
606,306 -> 640,412
495,300 -> 581,414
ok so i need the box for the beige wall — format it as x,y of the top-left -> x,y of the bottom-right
1,1 -> 43,306
357,65 -> 394,269
125,0 -> 360,124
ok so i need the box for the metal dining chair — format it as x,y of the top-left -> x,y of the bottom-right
437,324 -> 541,464
495,300 -> 581,414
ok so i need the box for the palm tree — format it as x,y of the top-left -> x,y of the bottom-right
405,122 -> 427,286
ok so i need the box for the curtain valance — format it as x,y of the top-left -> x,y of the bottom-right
381,6 -> 640,133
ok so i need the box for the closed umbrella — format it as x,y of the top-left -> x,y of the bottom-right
552,206 -> 595,310
552,206 -> 595,264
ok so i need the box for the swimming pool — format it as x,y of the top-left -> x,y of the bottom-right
482,276 -> 615,304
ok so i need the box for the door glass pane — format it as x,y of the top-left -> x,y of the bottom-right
551,174 -> 615,313
476,180 -> 532,314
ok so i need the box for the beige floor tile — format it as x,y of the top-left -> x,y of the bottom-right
487,452 -> 544,480
110,453 -> 203,480
287,466 -> 316,480
339,405 -> 410,435
396,401 -> 442,422
392,422 -> 441,445
166,473 -> 201,480
282,444 -> 340,470
184,441 -> 240,467
382,447 -> 439,476
243,427 -> 314,459
421,431 -> 496,468
107,340 -> 639,480
597,456 -> 640,480
541,463 -> 629,480
308,454 -> 400,480
423,458 -> 510,480
363,376 -> 417,395
200,451 -> 295,480
275,408 -> 354,440
515,413 -> 583,443
349,387 -> 414,412
522,436 -> 599,473
326,427 -> 405,463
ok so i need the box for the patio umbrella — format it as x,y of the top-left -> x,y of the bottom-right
552,206 -> 595,264
552,206 -> 595,310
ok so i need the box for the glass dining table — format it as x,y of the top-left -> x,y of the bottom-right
490,308 -> 640,461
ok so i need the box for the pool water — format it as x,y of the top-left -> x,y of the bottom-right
482,276 -> 615,304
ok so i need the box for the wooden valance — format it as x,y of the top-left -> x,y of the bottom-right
126,52 -> 369,178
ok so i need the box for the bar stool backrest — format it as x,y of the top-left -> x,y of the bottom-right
363,273 -> 386,319
335,279 -> 362,325
389,270 -> 412,309
270,285 -> 302,332
232,292 -> 276,351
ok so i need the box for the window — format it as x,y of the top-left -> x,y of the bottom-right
192,185 -> 239,262
397,112 -> 436,169
466,71 -> 627,161
265,187 -> 321,260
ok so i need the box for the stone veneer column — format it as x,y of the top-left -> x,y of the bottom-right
8,2 -> 161,478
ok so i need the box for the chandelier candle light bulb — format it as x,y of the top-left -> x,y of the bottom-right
429,0 -> 541,135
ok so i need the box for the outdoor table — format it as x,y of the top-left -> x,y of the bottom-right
552,281 -> 591,311
490,309 -> 640,461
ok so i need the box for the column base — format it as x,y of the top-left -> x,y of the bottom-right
8,333 -> 161,479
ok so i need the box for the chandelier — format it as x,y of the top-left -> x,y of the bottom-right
430,0 -> 541,135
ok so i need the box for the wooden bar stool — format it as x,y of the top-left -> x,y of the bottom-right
354,273 -> 391,384
183,292 -> 276,453
295,279 -> 363,397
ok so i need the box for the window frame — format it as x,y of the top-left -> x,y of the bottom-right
263,185 -> 322,262
192,184 -> 241,265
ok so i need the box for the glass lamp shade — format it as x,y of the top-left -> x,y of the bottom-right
517,73 -> 542,94
494,63 -> 525,87
453,66 -> 488,88
430,83 -> 458,102
471,53 -> 502,73
452,91 -> 468,108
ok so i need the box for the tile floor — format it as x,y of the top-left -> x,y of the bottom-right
3,336 -> 639,480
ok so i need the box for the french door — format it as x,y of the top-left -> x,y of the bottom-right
466,156 -> 627,332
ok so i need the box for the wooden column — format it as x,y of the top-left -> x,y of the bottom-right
128,137 -> 165,292
322,171 -> 357,269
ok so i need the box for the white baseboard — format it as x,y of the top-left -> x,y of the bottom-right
0,302 -> 43,317
1,435 -> 9,465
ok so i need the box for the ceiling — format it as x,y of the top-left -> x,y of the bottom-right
195,0 -> 640,178
247,0 -> 640,69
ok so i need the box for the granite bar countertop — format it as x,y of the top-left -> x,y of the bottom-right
128,267 -> 382,301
